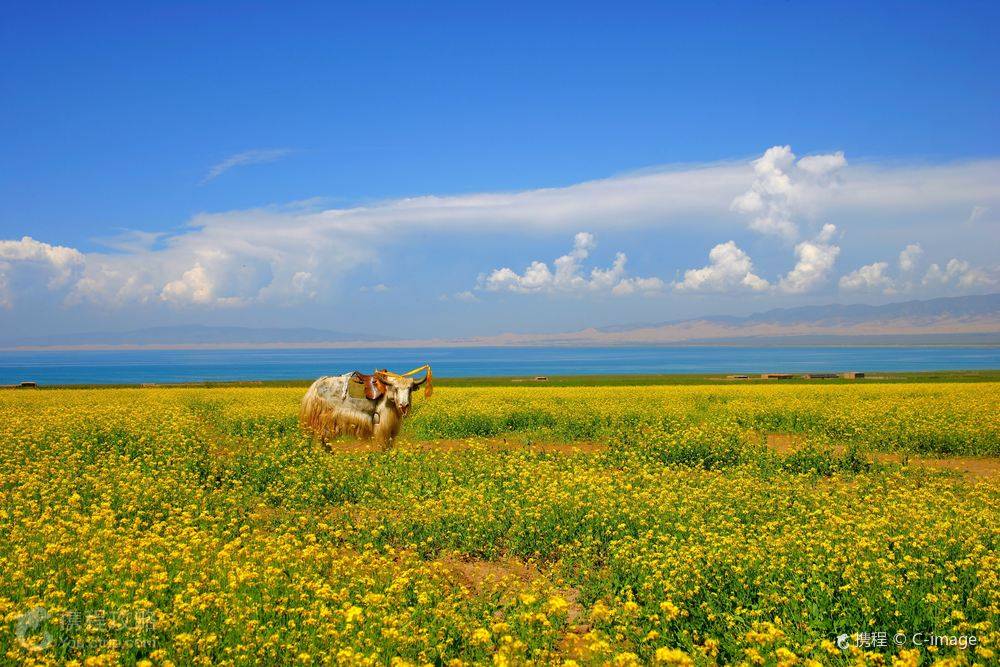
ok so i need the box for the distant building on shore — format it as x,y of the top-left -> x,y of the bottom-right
1,381 -> 38,389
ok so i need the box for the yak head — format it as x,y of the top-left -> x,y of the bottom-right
375,371 -> 428,417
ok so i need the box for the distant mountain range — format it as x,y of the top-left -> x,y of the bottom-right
3,325 -> 391,348
460,293 -> 1000,346
600,293 -> 1000,331
3,293 -> 999,349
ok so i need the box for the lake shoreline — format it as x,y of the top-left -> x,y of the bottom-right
3,346 -> 999,386
5,369 -> 1000,390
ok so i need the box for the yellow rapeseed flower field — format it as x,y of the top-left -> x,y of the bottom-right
0,383 -> 997,665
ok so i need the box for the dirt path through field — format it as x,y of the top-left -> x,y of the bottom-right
765,434 -> 1000,479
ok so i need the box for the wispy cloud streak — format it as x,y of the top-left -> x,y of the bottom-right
201,148 -> 294,184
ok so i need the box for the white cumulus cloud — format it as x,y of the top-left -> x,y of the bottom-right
899,243 -> 924,272
161,264 -> 215,305
839,244 -> 995,295
0,236 -> 85,287
0,236 -> 85,308
730,146 -> 848,240
839,261 -> 895,293
674,241 -> 769,292
796,152 -> 848,176
480,233 -> 663,297
778,224 -> 841,293
923,258 -> 996,289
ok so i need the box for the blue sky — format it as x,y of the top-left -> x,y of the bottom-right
1,1 -> 998,338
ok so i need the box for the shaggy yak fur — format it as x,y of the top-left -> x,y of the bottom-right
300,372 -> 424,448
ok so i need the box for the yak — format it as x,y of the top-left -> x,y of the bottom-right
300,366 -> 431,448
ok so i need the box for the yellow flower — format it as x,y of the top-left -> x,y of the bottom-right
590,601 -> 613,622
775,646 -> 798,666
659,600 -> 680,621
344,605 -> 363,623
891,649 -> 920,667
654,647 -> 694,666
547,595 -> 570,615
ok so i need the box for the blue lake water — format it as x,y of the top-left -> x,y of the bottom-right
0,346 -> 997,385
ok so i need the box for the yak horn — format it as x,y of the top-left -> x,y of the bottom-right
410,366 -> 432,397
384,364 -> 433,398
